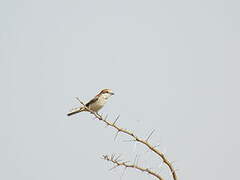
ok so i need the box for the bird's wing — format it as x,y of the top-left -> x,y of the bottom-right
85,96 -> 99,107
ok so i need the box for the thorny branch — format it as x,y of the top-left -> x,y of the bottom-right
102,154 -> 164,180
75,98 -> 178,180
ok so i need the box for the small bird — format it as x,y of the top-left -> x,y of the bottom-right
67,89 -> 114,116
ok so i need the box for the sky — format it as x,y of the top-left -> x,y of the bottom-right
1,0 -> 240,180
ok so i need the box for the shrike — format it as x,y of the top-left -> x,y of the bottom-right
67,89 -> 114,116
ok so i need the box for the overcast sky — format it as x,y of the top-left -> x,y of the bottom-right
1,0 -> 240,180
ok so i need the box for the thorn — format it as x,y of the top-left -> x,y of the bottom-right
113,115 -> 120,125
111,154 -> 115,160
158,166 -> 164,174
114,130 -> 120,141
146,129 -> 155,142
153,144 -> 161,148
170,160 -> 177,165
75,97 -> 85,106
163,147 -> 167,155
120,167 -> 127,180
116,159 -> 124,163
75,97 -> 81,103
104,114 -> 108,120
133,155 -> 138,165
159,160 -> 163,168
122,139 -> 136,143
109,165 -> 119,171
102,155 -> 108,160
132,141 -> 137,153
115,154 -> 121,161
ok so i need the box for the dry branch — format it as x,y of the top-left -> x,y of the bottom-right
75,99 -> 178,180
103,154 -> 164,180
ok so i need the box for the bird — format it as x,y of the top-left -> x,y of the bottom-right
67,89 -> 114,116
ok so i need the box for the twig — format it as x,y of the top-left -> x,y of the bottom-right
103,154 -> 164,180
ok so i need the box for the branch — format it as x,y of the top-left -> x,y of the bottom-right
102,154 -> 164,180
77,99 -> 178,180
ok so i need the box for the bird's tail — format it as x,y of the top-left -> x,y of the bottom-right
67,107 -> 86,116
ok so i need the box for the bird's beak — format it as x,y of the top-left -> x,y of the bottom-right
110,92 -> 114,95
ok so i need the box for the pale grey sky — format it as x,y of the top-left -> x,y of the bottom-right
1,0 -> 240,180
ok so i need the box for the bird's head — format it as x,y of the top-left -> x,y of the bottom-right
98,89 -> 114,99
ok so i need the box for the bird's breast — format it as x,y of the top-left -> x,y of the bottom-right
88,98 -> 106,112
